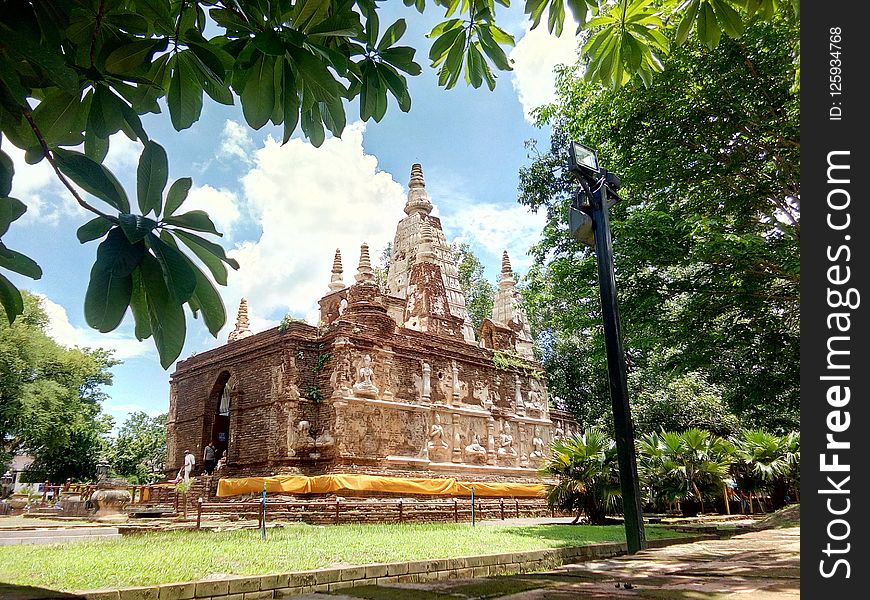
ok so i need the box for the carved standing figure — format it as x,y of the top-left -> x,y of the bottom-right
427,413 -> 449,461
497,422 -> 518,463
529,426 -> 546,463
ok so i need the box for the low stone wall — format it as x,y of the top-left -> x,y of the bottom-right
80,536 -> 712,600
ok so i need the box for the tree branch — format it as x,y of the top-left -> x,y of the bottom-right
22,106 -> 117,222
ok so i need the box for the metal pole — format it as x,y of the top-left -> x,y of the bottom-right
471,486 -> 475,526
590,178 -> 647,554
261,481 -> 267,540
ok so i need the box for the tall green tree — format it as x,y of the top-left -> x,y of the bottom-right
452,242 -> 495,333
519,12 -> 799,431
110,411 -> 167,484
0,1 -> 796,366
0,292 -> 118,481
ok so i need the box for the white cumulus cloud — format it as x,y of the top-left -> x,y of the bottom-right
218,119 -> 256,164
223,122 -> 406,333
182,184 -> 241,238
38,294 -> 154,360
509,15 -> 580,122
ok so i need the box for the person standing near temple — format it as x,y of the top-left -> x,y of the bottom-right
183,449 -> 196,483
203,441 -> 217,475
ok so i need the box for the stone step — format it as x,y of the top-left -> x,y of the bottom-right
0,526 -> 118,538
0,529 -> 121,545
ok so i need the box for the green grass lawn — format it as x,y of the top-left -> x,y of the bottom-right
0,523 -> 691,591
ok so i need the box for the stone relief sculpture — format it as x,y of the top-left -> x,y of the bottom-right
427,413 -> 450,461
554,422 -> 565,441
529,427 -> 546,464
497,422 -> 518,465
219,376 -> 235,416
293,420 -> 316,454
464,433 -> 488,464
353,354 -> 379,398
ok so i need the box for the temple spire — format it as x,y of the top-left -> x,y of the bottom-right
355,242 -> 376,284
498,250 -> 516,288
404,163 -> 433,216
228,298 -> 253,342
328,248 -> 345,291
417,219 -> 437,263
491,250 -> 534,358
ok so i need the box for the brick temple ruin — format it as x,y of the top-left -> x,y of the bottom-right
165,164 -> 577,497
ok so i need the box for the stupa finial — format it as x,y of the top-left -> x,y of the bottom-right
228,297 -> 253,342
404,163 -> 433,216
355,242 -> 376,284
328,248 -> 345,291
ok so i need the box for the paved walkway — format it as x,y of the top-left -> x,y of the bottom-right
299,526 -> 799,599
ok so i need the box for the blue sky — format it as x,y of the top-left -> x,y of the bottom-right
4,5 -> 580,429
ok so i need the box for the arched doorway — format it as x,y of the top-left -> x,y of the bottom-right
208,372 -> 235,461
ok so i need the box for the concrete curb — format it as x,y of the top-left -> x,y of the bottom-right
77,535 -> 715,600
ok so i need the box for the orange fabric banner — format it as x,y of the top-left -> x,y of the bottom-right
216,473 -> 545,498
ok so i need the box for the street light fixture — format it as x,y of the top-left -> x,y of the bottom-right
567,140 -> 647,554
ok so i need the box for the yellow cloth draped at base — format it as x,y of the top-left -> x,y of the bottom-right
216,473 -> 545,498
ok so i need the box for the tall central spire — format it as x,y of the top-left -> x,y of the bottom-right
386,163 -> 476,343
404,163 -> 433,216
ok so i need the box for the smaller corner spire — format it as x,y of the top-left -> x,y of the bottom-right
499,250 -> 516,288
328,248 -> 345,291
404,163 -> 433,216
355,242 -> 376,284
228,297 -> 253,342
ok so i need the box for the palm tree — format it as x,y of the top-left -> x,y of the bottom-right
541,429 -> 621,524
734,429 -> 799,511
637,429 -> 732,515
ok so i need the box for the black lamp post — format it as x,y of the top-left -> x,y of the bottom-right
567,141 -> 646,554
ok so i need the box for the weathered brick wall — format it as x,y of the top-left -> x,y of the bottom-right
168,292 -> 578,483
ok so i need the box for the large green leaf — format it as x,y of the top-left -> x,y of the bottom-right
163,210 -> 221,236
174,229 -> 239,286
145,233 -> 197,305
88,86 -> 127,140
0,242 -> 42,279
53,148 -> 130,212
164,177 -> 193,216
0,148 -> 12,197
129,266 -> 152,341
0,196 -> 26,237
161,231 -> 226,336
76,216 -> 114,243
30,89 -> 86,148
168,52 -> 204,130
119,213 -> 159,243
241,53 -> 276,130
0,272 -> 23,323
84,228 -> 145,332
139,253 -> 186,368
378,19 -> 407,50
84,128 -> 110,163
105,38 -> 169,75
137,141 -> 168,216
282,62 -> 301,143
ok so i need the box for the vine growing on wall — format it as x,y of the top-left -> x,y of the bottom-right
492,349 -> 544,381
